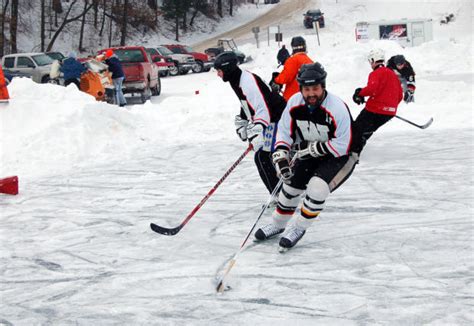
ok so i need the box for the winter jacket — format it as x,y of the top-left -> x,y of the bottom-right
274,52 -> 313,101
60,57 -> 86,81
227,68 -> 286,127
359,65 -> 403,116
105,56 -> 125,79
386,57 -> 416,91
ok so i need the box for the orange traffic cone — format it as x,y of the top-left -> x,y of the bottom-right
0,176 -> 19,195
0,64 -> 10,102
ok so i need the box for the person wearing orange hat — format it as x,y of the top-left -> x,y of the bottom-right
104,49 -> 127,107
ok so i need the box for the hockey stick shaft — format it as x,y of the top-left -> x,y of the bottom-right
216,155 -> 298,292
216,177 -> 284,292
150,144 -> 253,236
395,115 -> 433,129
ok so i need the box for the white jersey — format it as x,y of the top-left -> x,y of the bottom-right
275,91 -> 352,158
232,70 -> 286,127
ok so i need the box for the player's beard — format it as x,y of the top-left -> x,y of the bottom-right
304,93 -> 324,111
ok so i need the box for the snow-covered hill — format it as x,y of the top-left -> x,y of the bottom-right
0,0 -> 472,324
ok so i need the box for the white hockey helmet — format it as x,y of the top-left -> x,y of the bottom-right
367,48 -> 385,63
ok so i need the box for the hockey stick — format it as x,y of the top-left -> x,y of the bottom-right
216,155 -> 298,293
216,177 -> 284,293
395,115 -> 433,129
150,144 -> 253,236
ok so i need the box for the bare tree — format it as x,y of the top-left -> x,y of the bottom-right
0,0 -> 9,57
78,0 -> 89,51
46,0 -> 94,51
119,0 -> 128,46
10,0 -> 17,53
41,0 -> 45,51
217,0 -> 222,18
229,0 -> 233,16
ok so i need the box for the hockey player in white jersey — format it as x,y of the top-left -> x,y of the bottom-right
215,51 -> 287,195
254,62 -> 355,250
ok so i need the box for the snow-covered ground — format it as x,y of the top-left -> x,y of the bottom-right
1,0 -> 472,324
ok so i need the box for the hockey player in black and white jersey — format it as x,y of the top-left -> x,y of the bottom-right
214,51 -> 287,194
254,62 -> 355,250
386,54 -> 416,103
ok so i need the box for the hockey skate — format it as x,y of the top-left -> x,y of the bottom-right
254,223 -> 285,241
278,227 -> 306,252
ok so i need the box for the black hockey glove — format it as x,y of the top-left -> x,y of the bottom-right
404,89 -> 414,103
352,88 -> 365,105
272,150 -> 293,183
269,72 -> 282,93
234,114 -> 248,141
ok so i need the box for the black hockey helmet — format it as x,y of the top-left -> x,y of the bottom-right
291,36 -> 306,53
214,51 -> 238,73
393,54 -> 406,66
297,62 -> 327,88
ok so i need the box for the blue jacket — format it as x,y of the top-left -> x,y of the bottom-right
105,57 -> 125,79
60,57 -> 86,80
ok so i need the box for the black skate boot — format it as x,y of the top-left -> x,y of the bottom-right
279,227 -> 306,252
254,223 -> 285,241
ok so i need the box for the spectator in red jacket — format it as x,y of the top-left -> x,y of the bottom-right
351,48 -> 403,154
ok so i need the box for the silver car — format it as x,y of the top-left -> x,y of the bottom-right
1,52 -> 54,83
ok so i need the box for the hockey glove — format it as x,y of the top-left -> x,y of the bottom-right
269,72 -> 282,93
352,88 -> 365,105
246,123 -> 265,151
234,114 -> 249,141
272,150 -> 293,183
404,87 -> 415,103
298,141 -> 328,159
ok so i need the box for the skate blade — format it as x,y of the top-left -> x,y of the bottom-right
278,246 -> 290,253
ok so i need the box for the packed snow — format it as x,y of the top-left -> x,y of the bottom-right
0,0 -> 472,324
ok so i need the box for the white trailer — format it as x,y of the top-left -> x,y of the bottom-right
355,18 -> 433,47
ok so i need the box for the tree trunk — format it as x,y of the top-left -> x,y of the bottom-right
93,0 -> 98,28
78,0 -> 88,52
120,0 -> 128,46
99,0 -> 106,37
10,0 -> 17,53
229,0 -> 233,16
217,0 -> 222,18
41,0 -> 45,51
0,0 -> 9,57
174,14 -> 179,42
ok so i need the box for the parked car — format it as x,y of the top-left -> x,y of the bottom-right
155,45 -> 194,76
204,39 -> 246,64
163,44 -> 213,73
264,0 -> 280,4
1,52 -> 54,83
46,51 -> 66,62
98,46 -> 160,103
145,48 -> 175,77
303,9 -> 325,28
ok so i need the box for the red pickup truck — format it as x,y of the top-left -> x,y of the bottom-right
164,44 -> 213,73
98,46 -> 160,103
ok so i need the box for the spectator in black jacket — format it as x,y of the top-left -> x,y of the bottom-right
387,55 -> 416,103
104,49 -> 127,107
